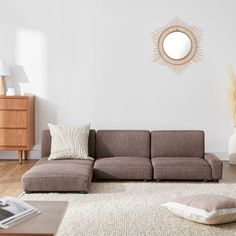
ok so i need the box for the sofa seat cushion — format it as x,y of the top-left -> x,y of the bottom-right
152,157 -> 212,180
94,157 -> 152,180
22,157 -> 94,192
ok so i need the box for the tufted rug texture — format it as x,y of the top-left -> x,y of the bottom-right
20,182 -> 236,236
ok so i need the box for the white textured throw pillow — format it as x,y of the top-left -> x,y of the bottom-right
162,194 -> 236,225
48,123 -> 93,160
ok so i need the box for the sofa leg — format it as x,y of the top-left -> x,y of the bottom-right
212,179 -> 219,182
203,180 -> 209,182
156,179 -> 161,182
79,191 -> 87,194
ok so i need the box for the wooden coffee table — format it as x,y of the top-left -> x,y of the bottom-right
0,201 -> 68,236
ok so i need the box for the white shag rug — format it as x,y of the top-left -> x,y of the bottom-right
20,182 -> 236,236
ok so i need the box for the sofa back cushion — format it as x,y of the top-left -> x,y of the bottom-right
151,130 -> 204,158
96,130 -> 150,158
41,129 -> 96,158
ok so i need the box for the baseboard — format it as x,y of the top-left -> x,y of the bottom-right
213,152 -> 229,161
0,149 -> 41,160
0,150 -> 229,161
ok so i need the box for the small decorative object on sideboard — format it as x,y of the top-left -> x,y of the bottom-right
6,88 -> 16,96
0,95 -> 35,164
227,66 -> 236,164
0,61 -> 10,96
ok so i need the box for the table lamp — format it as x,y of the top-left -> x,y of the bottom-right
0,60 -> 10,96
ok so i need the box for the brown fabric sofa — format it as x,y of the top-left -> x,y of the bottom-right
93,130 -> 152,180
151,131 -> 222,181
21,129 -> 223,193
21,129 -> 96,193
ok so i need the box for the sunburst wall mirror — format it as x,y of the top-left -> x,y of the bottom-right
151,17 -> 202,73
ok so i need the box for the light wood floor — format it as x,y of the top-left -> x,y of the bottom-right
0,160 -> 36,197
0,160 -> 236,197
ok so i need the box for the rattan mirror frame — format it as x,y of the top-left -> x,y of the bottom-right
151,17 -> 202,73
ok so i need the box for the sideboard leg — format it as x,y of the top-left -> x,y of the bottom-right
24,150 -> 28,160
18,150 -> 23,164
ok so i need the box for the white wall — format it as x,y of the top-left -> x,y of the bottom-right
0,0 -> 235,160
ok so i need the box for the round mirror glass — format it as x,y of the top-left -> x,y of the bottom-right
163,31 -> 191,60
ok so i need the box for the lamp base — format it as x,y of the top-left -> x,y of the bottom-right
0,76 -> 5,96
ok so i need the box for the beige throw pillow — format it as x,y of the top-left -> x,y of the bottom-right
48,123 -> 93,160
162,194 -> 236,225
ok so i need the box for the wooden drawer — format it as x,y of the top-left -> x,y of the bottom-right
0,129 -> 27,146
0,98 -> 28,110
0,111 -> 27,128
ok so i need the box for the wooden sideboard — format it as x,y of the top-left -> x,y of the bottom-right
0,96 -> 35,164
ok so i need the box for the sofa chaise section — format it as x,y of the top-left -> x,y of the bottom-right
22,129 -> 96,193
93,130 -> 152,180
22,158 -> 94,192
151,130 -> 223,181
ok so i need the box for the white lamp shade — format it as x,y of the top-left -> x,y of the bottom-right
0,61 -> 10,76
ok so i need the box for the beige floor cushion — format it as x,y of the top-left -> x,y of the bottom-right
162,194 -> 236,225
